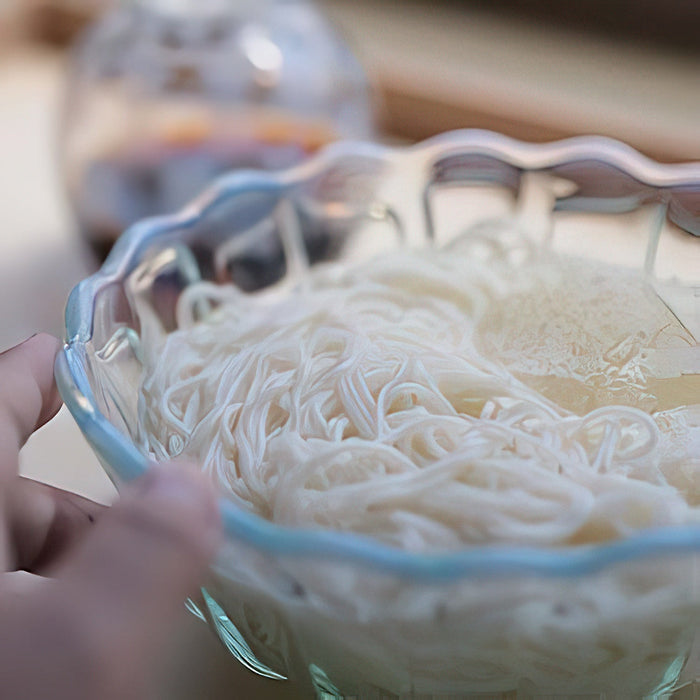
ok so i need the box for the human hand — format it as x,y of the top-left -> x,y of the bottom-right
0,335 -> 221,699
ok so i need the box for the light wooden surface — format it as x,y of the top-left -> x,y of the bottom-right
321,0 -> 700,161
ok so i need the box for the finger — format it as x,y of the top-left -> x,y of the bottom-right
0,334 -> 62,466
54,463 -> 220,666
7,478 -> 105,574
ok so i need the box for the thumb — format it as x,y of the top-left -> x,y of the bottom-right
54,463 -> 221,670
0,333 -> 62,471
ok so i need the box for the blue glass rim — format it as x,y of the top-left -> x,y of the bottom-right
56,129 -> 700,581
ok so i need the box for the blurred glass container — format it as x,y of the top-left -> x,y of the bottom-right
60,0 -> 375,262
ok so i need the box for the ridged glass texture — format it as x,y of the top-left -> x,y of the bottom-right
56,130 -> 700,698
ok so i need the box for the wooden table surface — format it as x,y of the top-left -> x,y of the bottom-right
321,0 -> 700,161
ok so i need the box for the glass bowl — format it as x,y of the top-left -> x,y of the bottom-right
55,130 -> 700,699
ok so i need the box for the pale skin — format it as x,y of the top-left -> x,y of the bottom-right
0,334 -> 221,699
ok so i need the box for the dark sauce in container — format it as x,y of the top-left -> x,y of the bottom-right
69,115 -> 337,264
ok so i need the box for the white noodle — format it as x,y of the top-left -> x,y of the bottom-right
135,229 -> 700,694
137,238 -> 699,550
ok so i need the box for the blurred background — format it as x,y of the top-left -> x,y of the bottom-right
1,0 -> 698,347
0,1 -> 698,697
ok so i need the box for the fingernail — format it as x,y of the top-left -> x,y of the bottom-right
144,466 -> 191,496
0,334 -> 38,357
136,464 -> 220,533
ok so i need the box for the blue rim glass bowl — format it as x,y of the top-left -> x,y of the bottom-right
56,130 -> 700,698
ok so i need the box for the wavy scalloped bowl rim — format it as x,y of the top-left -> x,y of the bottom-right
56,129 -> 700,580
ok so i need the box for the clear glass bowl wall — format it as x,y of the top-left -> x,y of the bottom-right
56,131 -> 700,699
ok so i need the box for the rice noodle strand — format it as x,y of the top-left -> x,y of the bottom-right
136,234 -> 700,551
